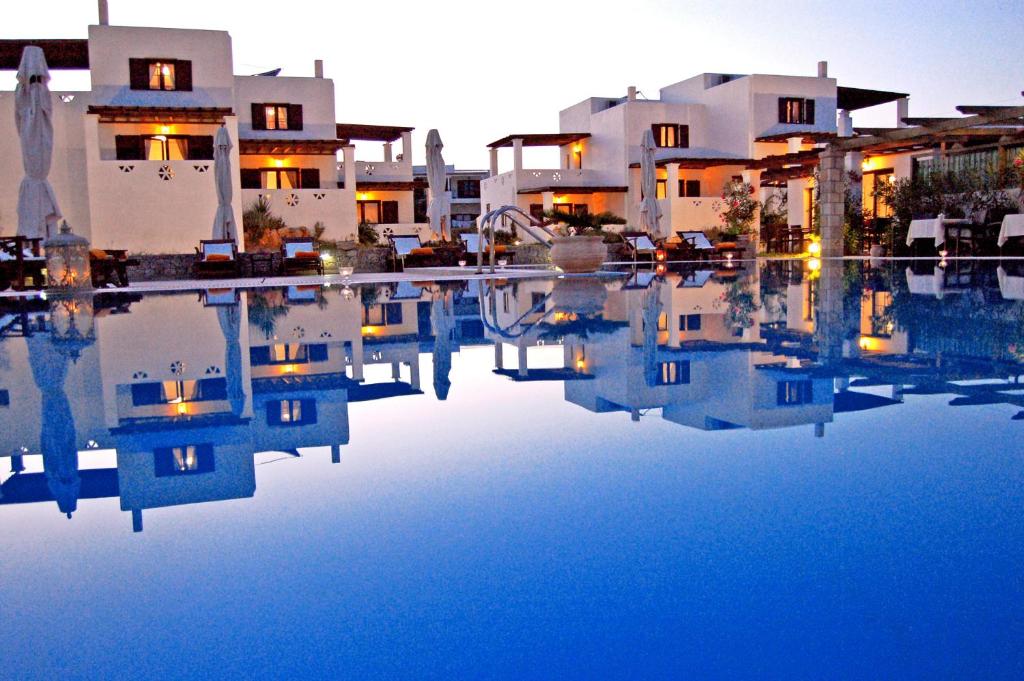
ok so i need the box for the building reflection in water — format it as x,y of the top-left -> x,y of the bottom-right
2,258 -> 1023,528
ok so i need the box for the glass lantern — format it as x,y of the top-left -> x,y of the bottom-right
44,222 -> 92,290
49,294 -> 95,362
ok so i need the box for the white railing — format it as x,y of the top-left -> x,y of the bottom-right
515,168 -> 615,192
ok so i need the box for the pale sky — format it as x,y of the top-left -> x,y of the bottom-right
7,0 -> 1023,168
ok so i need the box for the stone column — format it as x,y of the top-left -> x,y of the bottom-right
512,138 -> 524,172
489,148 -> 499,177
400,131 -> 413,168
542,191 -> 554,215
838,109 -> 853,137
666,162 -> 680,198
383,142 -> 393,163
896,97 -> 909,128
342,145 -> 356,191
818,147 -> 846,259
350,336 -> 364,381
667,303 -> 681,349
518,344 -> 529,378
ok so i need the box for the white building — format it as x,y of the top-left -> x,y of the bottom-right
481,65 -> 907,245
413,165 -> 487,230
0,8 -> 429,254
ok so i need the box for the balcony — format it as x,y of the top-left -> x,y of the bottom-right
659,196 -> 727,235
337,160 -> 413,184
241,188 -> 357,242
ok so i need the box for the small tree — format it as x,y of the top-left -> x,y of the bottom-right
358,222 -> 379,246
719,181 -> 759,237
242,196 -> 287,246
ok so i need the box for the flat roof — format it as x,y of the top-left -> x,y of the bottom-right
335,123 -> 414,142
517,185 -> 627,195
837,86 -> 908,111
487,133 -> 590,149
0,39 -> 89,70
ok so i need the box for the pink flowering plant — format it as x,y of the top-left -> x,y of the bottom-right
719,181 -> 759,237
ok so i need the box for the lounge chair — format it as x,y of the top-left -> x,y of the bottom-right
459,233 -> 515,265
281,237 -> 323,276
194,239 -> 241,279
674,231 -> 715,260
286,284 -> 320,303
0,236 -> 46,291
202,288 -> 239,306
388,235 -> 423,272
621,231 -> 660,261
89,248 -> 140,287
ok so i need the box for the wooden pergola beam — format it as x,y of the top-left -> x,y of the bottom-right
833,105 -> 1024,152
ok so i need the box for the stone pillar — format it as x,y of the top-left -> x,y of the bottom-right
409,356 -> 421,391
815,257 -> 846,366
667,305 -> 681,349
98,0 -> 109,24
512,138 -> 524,172
383,142 -> 393,163
818,147 -> 846,259
518,344 -> 529,378
391,361 -> 401,381
342,145 -> 356,191
542,191 -> 554,215
350,336 -> 364,381
666,162 -> 680,199
400,131 -> 413,166
787,136 -> 803,154
314,59 -> 324,78
489,148 -> 499,177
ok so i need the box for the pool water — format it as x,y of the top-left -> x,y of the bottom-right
1,259 -> 1022,679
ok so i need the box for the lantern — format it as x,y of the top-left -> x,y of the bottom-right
49,294 -> 95,362
44,222 -> 92,290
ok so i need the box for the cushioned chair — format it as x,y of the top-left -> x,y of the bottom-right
459,233 -> 515,265
281,238 -> 323,276
89,248 -> 140,287
388,235 -> 423,272
620,231 -> 660,262
0,236 -> 45,291
195,239 -> 240,279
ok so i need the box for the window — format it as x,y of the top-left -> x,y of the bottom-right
129,58 -> 192,91
651,123 -> 689,148
268,399 -> 318,427
455,179 -> 480,198
357,200 -> 399,224
864,169 -> 895,219
144,135 -> 188,161
130,378 -> 227,406
251,103 -> 303,131
550,203 -> 589,219
250,343 -> 327,366
115,134 -> 213,161
679,179 -> 701,197
154,444 -> 215,477
778,97 -> 815,125
262,169 -> 299,190
655,360 -> 691,385
0,389 -> 8,407
363,303 -> 403,326
680,313 -> 701,331
531,292 -> 546,307
656,178 -> 667,200
777,380 -> 814,406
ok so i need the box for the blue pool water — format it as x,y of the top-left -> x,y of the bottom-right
1,259 -> 1022,679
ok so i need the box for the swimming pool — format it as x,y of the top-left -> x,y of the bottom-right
1,259 -> 1021,679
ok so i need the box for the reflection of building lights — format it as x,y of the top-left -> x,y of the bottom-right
361,325 -> 378,335
807,240 -> 821,256
176,403 -> 188,415
808,257 -> 821,272
858,336 -> 881,351
576,358 -> 586,370
655,249 -> 667,262
283,364 -> 296,374
655,263 -> 667,276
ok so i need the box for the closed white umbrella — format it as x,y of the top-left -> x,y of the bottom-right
15,46 -> 61,239
639,129 -> 662,237
426,129 -> 450,241
213,126 -> 237,241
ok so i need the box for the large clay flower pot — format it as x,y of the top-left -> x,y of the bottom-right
551,277 -> 607,315
550,235 -> 606,274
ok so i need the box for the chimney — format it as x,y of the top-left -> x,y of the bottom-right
627,85 -> 637,101
98,0 -> 109,25
314,59 -> 324,78
896,97 -> 910,128
817,60 -> 828,78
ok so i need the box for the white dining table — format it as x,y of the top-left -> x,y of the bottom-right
905,266 -> 946,298
997,266 -> 1024,300
997,214 -> 1024,247
905,215 -> 971,248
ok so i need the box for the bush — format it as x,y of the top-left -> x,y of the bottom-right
242,196 -> 287,245
358,222 -> 379,246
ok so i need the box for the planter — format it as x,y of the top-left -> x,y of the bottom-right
550,235 -> 606,274
551,278 -> 608,315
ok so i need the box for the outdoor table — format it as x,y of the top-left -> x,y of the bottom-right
997,266 -> 1024,300
905,215 -> 971,249
905,266 -> 945,298
249,252 -> 276,277
997,214 -> 1024,247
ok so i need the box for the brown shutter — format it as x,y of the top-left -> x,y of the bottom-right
187,135 -> 214,160
129,59 -> 149,90
115,135 -> 144,160
300,168 -> 320,189
778,98 -> 788,123
678,125 -> 689,148
687,180 -> 701,197
529,204 -> 545,221
804,99 -> 815,125
240,169 -> 262,189
175,60 -> 193,91
651,124 -> 661,146
251,103 -> 266,130
678,179 -> 686,197
381,201 -> 399,224
288,104 -> 303,131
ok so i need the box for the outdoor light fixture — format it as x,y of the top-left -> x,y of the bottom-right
807,240 -> 822,256
655,249 -> 667,262
44,222 -> 92,291
274,159 -> 284,168
807,257 -> 822,272
49,294 -> 95,362
655,263 -> 667,276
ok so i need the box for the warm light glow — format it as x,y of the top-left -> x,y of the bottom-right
274,159 -> 284,168
176,403 -> 188,415
361,325 -> 378,335
807,257 -> 821,272
160,125 -> 171,134
572,143 -> 582,153
283,364 -> 296,374
576,358 -> 586,370
655,263 -> 667,276
161,65 -> 171,77
358,193 -> 369,201
858,336 -> 882,351
655,249 -> 667,262
807,240 -> 821,256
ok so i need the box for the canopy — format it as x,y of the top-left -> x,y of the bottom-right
213,126 -> 238,241
426,129 -> 450,241
16,46 -> 61,238
638,130 -> 662,237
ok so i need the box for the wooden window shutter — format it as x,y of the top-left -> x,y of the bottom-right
300,168 -> 320,189
382,201 -> 399,224
804,99 -> 815,125
240,169 -> 262,189
187,135 -> 214,160
128,59 -> 149,90
678,125 -> 689,148
175,60 -> 193,91
529,204 -> 545,221
251,103 -> 267,130
687,180 -> 701,197
287,104 -> 304,131
115,135 -> 144,160
778,98 -> 787,123
651,124 -> 661,146
678,179 -> 686,198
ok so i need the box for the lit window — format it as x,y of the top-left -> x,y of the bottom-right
265,105 -> 289,130
143,135 -> 188,161
651,124 -> 689,148
279,400 -> 302,424
656,178 -> 667,199
172,445 -> 199,472
777,380 -> 813,405
261,169 -> 298,189
148,62 -> 176,90
779,97 -> 815,125
656,360 -> 690,385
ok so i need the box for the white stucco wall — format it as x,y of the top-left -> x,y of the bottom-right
234,75 -> 337,141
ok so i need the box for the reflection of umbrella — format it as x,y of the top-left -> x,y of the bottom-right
213,127 -> 237,241
639,129 -> 662,238
217,302 -> 246,416
16,46 -> 61,239
426,129 -> 450,241
642,280 -> 663,387
27,334 -> 79,517
431,290 -> 453,400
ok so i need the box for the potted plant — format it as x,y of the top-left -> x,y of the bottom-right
719,180 -> 759,245
545,209 -> 625,274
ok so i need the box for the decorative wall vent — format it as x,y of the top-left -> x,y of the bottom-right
313,193 -> 325,200
158,165 -> 175,181
292,326 -> 306,338
285,193 -> 299,207
169,360 -> 184,375
132,371 -> 148,380
204,366 -> 222,375
59,94 -> 75,103
118,165 -> 135,173
319,331 -> 333,338
364,164 -> 375,176
193,165 -> 210,173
